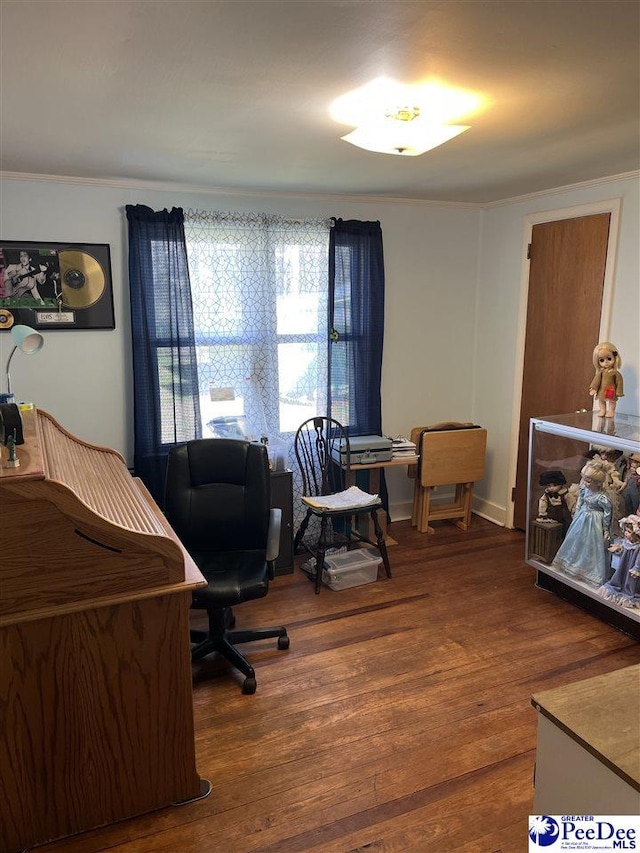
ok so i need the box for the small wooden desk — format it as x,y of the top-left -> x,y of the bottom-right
344,454 -> 419,544
531,665 -> 640,814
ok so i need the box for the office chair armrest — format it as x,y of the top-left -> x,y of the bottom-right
266,507 -> 282,575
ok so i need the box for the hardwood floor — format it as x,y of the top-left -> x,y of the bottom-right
37,518 -> 640,853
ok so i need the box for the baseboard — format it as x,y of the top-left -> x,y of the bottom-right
389,500 -> 413,522
472,496 -> 507,527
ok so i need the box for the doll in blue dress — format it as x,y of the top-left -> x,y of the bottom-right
552,460 -> 613,586
621,453 -> 640,516
598,514 -> 640,608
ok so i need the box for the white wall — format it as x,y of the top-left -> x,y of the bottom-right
0,177 -> 480,517
474,174 -> 640,524
2,173 -> 637,523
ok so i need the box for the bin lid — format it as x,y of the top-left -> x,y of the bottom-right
324,548 -> 381,572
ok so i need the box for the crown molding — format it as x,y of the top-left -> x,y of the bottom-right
482,170 -> 640,209
1,169 -> 638,209
0,171 -> 480,209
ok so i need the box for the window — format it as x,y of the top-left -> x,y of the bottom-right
184,212 -> 331,443
126,206 -> 384,511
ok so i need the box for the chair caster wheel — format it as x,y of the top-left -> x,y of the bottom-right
278,635 -> 290,650
242,677 -> 257,695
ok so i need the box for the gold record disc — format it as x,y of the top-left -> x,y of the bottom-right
59,250 -> 105,308
0,309 -> 15,329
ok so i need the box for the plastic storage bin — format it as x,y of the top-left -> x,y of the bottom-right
322,548 -> 381,590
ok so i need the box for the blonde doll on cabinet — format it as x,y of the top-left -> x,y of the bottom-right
588,342 -> 623,418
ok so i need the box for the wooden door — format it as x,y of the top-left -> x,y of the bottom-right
513,213 -> 611,530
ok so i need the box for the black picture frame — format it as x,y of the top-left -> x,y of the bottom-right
0,241 -> 115,330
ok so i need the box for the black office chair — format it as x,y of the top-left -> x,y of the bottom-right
164,438 -> 289,694
293,416 -> 392,594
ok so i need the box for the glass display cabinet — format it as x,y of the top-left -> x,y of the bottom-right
526,411 -> 640,639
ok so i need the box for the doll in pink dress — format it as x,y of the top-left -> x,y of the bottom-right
588,342 -> 623,418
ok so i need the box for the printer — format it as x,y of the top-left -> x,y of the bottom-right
331,434 -> 393,466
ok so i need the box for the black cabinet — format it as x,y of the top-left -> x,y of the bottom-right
270,469 -> 294,575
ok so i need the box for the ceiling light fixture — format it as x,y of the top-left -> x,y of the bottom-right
331,77 -> 480,157
341,105 -> 469,157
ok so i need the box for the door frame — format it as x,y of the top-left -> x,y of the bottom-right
505,197 -> 621,529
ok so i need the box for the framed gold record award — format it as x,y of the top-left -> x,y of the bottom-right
0,241 -> 115,330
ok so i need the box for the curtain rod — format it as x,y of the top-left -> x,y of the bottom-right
185,209 -> 333,227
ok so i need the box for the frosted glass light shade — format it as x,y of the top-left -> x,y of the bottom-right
341,121 -> 470,157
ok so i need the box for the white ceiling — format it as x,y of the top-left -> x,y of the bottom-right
1,0 -> 639,204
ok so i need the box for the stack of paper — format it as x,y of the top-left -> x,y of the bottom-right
390,436 -> 417,454
302,486 -> 380,511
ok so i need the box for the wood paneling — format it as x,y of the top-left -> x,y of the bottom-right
30,518 -> 640,853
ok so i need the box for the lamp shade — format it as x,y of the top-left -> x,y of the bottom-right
3,323 -> 45,399
10,324 -> 44,354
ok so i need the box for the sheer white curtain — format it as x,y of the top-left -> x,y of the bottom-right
184,210 -> 331,520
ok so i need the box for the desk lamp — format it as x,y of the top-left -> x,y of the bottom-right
3,324 -> 44,403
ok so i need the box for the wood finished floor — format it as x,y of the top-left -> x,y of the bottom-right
37,518 -> 640,853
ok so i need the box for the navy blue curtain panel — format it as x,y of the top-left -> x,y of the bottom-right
329,218 -> 388,514
125,204 -> 201,506
328,219 -> 385,435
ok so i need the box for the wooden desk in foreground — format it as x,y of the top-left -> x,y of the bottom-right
0,408 -> 208,853
531,665 -> 640,815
